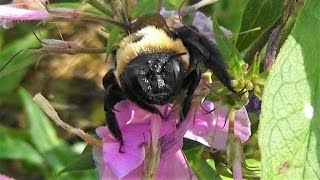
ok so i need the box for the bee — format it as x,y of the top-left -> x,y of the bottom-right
103,14 -> 234,151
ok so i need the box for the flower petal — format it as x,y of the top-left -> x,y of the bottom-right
185,101 -> 228,150
114,100 -> 162,127
190,101 -> 215,136
234,106 -> 251,143
0,174 -> 15,180
92,147 -> 118,180
192,12 -> 215,41
0,5 -> 49,29
0,6 -> 48,20
157,150 -> 197,180
103,124 -> 149,179
185,101 -> 251,150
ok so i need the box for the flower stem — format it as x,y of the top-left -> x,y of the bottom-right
47,8 -> 124,27
109,0 -> 131,33
33,93 -> 102,148
142,115 -> 162,180
86,0 -> 114,17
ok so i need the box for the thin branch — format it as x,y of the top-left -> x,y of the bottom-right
109,0 -> 131,33
87,0 -> 114,17
33,93 -> 102,148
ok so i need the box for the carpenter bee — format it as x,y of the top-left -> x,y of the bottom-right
103,14 -> 234,151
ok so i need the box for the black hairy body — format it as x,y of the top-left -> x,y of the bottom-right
103,24 -> 233,151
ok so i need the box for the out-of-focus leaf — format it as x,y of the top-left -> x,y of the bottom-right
0,126 -> 43,165
19,88 -> 62,151
259,0 -> 320,178
132,0 -> 157,17
185,146 -> 221,180
0,33 -> 39,95
19,88 -> 76,171
236,0 -> 285,52
213,0 -> 248,32
59,145 -> 96,174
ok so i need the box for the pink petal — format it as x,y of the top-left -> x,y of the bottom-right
96,126 -> 116,142
92,148 -> 118,180
185,102 -> 251,150
157,150 -> 197,180
190,101 -> 215,136
234,107 -> 251,143
0,5 -> 48,21
185,101 -> 229,150
0,174 -> 15,180
114,100 -> 151,127
115,151 -> 198,180
103,142 -> 145,179
192,12 -> 214,41
103,124 -> 149,179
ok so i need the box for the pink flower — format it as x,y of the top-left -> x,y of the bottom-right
185,102 -> 251,180
0,174 -> 15,180
0,5 -> 49,29
92,99 -> 251,179
92,100 -> 196,180
185,101 -> 251,150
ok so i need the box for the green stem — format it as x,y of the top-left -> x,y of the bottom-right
77,47 -> 106,54
109,0 -> 131,33
86,0 -> 114,17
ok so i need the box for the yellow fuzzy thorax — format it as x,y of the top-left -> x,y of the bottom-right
114,26 -> 190,82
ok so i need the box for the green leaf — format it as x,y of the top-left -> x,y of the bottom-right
19,88 -> 62,151
236,0 -> 285,52
107,28 -> 120,54
132,0 -> 157,17
0,126 -> 43,165
59,145 -> 96,174
259,0 -> 320,178
212,18 -> 241,62
19,88 -> 76,172
0,33 -> 39,95
184,146 -> 221,180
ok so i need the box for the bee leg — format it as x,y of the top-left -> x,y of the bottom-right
103,70 -> 126,152
175,26 -> 235,92
179,68 -> 201,125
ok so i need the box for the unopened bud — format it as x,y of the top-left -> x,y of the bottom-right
37,39 -> 78,55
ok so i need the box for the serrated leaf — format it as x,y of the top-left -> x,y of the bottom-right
184,146 -> 221,180
236,0 -> 285,52
0,126 -> 43,165
59,145 -> 96,174
259,0 -> 320,179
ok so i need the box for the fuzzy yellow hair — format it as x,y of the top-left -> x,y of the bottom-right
114,26 -> 190,83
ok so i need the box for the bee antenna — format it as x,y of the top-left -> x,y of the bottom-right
0,49 -> 25,73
